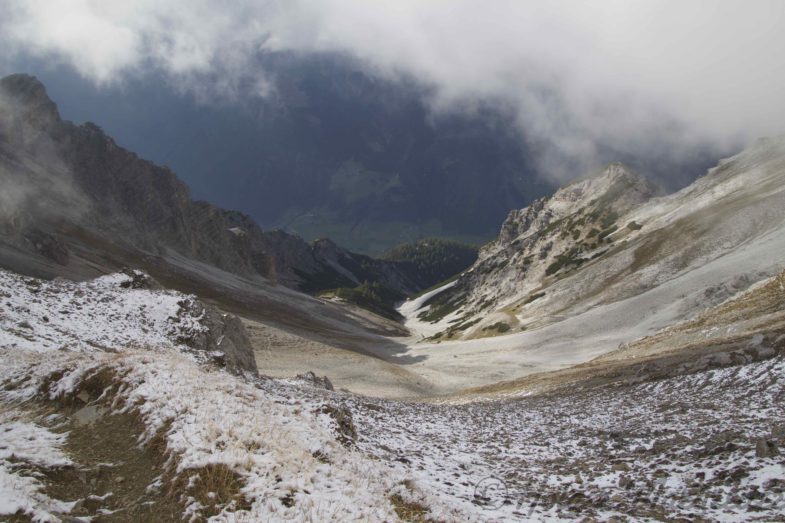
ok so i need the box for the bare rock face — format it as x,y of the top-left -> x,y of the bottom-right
0,73 -> 62,143
100,269 -> 257,375
118,268 -> 161,290
23,229 -> 70,265
173,297 -> 259,376
422,163 -> 663,339
755,439 -> 779,459
97,269 -> 254,375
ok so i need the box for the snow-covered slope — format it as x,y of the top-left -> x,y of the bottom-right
403,137 -> 785,348
0,269 -> 459,521
3,267 -> 785,522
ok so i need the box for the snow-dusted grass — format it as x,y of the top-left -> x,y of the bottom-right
11,349 -> 415,522
0,270 -> 207,354
341,356 -> 785,521
2,267 -> 784,521
0,269 -> 460,521
0,405 -> 75,522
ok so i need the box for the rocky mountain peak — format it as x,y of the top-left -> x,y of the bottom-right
431,162 -> 668,339
602,161 -> 637,180
0,74 -> 441,301
494,163 -> 658,250
0,74 -> 61,127
552,163 -> 658,212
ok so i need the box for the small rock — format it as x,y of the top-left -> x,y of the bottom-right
745,487 -> 764,500
296,371 -> 334,391
118,269 -> 161,290
618,475 -> 634,489
72,404 -> 107,426
611,462 -> 630,472
763,478 -> 785,491
755,438 -> 778,458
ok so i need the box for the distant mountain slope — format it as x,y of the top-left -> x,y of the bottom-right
25,54 -> 555,254
382,238 -> 479,290
405,137 -> 785,341
0,73 -> 435,300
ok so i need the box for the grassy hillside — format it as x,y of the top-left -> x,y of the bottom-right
320,282 -> 407,321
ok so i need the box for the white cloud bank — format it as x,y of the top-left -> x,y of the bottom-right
2,0 -> 784,179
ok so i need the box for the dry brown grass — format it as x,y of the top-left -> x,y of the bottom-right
389,480 -> 436,523
145,417 -> 174,464
390,494 -> 432,522
76,366 -> 124,402
170,463 -> 251,519
30,362 -> 250,521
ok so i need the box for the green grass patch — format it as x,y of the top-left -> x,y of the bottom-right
321,282 -> 405,321
523,291 -> 546,305
482,321 -> 511,333
545,248 -> 587,276
452,317 -> 482,332
417,298 -> 464,323
597,224 -> 619,242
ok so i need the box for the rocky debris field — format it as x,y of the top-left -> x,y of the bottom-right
325,355 -> 785,521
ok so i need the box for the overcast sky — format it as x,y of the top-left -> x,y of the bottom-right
2,0 -> 784,180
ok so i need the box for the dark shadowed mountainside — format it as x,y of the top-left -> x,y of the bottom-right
0,73 -> 455,301
14,54 -> 554,255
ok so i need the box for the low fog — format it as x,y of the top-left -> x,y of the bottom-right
0,87 -> 88,228
2,0 -> 784,180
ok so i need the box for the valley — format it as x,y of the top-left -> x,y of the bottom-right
1,73 -> 784,522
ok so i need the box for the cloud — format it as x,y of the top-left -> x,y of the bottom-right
2,0 -> 784,181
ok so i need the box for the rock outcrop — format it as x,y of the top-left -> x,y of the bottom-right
176,298 -> 258,375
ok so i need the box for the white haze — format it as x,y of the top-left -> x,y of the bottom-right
2,0 -> 784,180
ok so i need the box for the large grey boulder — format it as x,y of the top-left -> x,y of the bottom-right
173,297 -> 259,376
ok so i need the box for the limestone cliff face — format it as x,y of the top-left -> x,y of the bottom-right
457,163 -> 662,312
409,136 -> 785,342
0,74 -> 418,294
412,163 -> 668,340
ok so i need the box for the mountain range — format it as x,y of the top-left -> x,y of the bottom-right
2,72 -> 785,522
0,73 -> 479,302
21,53 -> 720,255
